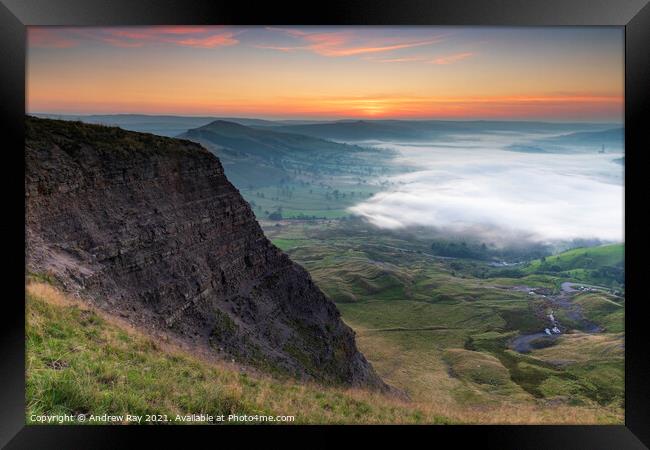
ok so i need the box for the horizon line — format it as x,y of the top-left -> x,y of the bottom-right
29,111 -> 623,125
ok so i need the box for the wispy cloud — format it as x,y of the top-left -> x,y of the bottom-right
174,34 -> 239,48
429,52 -> 474,65
367,56 -> 428,63
28,26 -> 239,49
364,51 -> 476,65
262,27 -> 444,57
253,45 -> 300,52
327,39 -> 442,56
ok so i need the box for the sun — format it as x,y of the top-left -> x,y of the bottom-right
361,106 -> 387,116
355,99 -> 390,117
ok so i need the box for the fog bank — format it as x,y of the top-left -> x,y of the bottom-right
349,133 -> 624,244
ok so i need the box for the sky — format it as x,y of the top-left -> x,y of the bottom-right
27,26 -> 624,121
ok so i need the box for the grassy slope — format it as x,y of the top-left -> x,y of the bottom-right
531,333 -> 624,405
526,244 -> 623,270
524,244 -> 624,289
26,282 -> 444,425
26,280 -> 621,424
573,293 -> 624,333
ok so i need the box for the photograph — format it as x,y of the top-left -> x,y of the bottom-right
22,24 -> 627,426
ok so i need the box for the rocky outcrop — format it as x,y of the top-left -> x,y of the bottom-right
25,116 -> 387,389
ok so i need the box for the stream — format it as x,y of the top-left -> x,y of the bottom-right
509,282 -> 606,353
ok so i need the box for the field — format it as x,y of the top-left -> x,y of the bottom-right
241,181 -> 382,220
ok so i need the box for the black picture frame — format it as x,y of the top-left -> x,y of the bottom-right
2,0 -> 648,448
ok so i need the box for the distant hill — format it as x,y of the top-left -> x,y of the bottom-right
264,120 -> 436,142
507,128 -> 624,154
180,120 -> 367,159
33,113 -> 619,143
179,120 -> 388,188
263,120 -> 618,143
541,128 -> 624,149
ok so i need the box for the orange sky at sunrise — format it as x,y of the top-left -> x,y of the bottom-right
27,26 -> 624,122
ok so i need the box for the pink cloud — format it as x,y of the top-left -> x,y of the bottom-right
151,26 -> 211,35
430,52 -> 474,65
316,37 -> 442,57
99,27 -> 239,48
265,27 -> 309,38
175,33 -> 238,48
105,27 -> 212,41
264,27 -> 444,57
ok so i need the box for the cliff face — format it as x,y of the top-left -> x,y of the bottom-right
25,116 -> 386,389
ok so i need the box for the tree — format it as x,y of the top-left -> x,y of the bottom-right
268,211 -> 283,220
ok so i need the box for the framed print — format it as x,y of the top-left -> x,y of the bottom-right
1,0 -> 648,448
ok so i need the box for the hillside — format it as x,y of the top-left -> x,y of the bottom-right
262,120 -> 615,143
25,116 -> 386,389
524,244 -> 624,288
266,120 -> 432,142
180,120 -> 368,159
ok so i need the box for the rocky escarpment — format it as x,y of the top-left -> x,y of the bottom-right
25,116 -> 387,389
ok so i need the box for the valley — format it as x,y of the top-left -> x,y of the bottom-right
262,219 -> 624,418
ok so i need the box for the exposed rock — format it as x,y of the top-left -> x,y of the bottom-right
25,116 -> 388,390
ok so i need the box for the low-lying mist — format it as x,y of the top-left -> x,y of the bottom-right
349,132 -> 624,246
